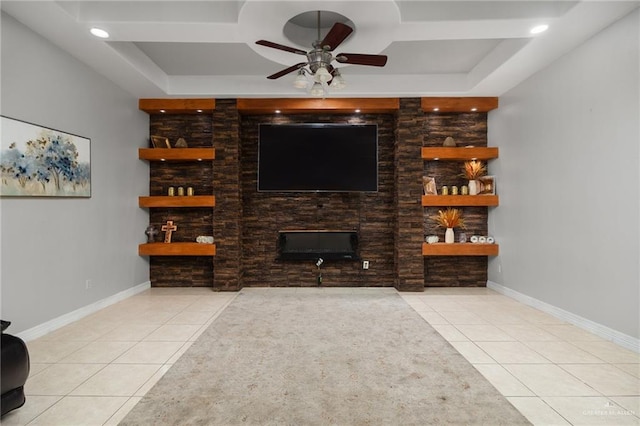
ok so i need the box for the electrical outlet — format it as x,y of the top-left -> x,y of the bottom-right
85,279 -> 92,289
362,261 -> 369,270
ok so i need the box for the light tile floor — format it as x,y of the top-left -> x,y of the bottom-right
402,288 -> 640,426
2,287 -> 638,425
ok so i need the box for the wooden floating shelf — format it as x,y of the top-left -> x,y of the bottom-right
139,242 -> 216,256
139,98 -> 215,114
422,242 -> 499,256
139,195 -> 215,208
237,98 -> 400,114
139,148 -> 215,161
421,97 -> 498,113
421,147 -> 498,161
422,195 -> 498,207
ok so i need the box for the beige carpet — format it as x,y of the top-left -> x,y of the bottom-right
120,288 -> 530,425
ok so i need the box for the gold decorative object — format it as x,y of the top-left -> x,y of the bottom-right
451,186 -> 458,195
461,185 -> 469,195
187,187 -> 194,196
441,186 -> 449,195
168,187 -> 175,196
177,187 -> 185,196
175,138 -> 188,148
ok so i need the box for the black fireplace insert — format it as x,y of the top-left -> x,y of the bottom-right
277,230 -> 359,261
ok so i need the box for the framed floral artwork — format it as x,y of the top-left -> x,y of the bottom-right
1,116 -> 91,197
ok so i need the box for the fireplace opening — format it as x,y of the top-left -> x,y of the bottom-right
277,230 -> 359,261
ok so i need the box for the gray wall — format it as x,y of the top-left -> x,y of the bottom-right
0,13 -> 150,334
488,9 -> 639,339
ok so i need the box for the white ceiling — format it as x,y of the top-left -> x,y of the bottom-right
2,1 -> 638,99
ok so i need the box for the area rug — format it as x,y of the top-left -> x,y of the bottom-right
120,288 -> 530,425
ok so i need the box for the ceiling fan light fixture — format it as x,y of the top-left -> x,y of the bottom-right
293,69 -> 308,89
256,13 -> 386,95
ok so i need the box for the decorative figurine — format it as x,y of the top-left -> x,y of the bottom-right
145,225 -> 159,243
175,137 -> 188,148
443,136 -> 456,147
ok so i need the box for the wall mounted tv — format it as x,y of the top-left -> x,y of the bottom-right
258,123 -> 378,192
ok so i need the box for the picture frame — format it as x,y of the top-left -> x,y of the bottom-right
478,175 -> 496,195
151,135 -> 171,148
422,176 -> 437,195
1,116 -> 91,197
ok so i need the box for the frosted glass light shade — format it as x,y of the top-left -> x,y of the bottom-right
332,74 -> 346,90
293,71 -> 308,89
314,67 -> 332,83
310,82 -> 324,97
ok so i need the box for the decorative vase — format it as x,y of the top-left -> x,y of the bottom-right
468,180 -> 478,195
445,228 -> 455,244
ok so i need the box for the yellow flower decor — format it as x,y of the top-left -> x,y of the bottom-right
430,207 -> 466,229
462,160 -> 487,180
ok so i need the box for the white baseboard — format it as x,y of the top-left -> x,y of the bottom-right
487,281 -> 639,353
16,281 -> 151,342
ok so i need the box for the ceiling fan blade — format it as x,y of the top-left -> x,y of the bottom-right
256,40 -> 307,55
319,22 -> 353,50
335,53 -> 388,67
267,63 -> 307,80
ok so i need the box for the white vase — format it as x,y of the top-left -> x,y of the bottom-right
445,228 -> 455,244
468,180 -> 478,195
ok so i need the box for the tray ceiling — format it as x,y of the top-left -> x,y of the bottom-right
1,1 -> 637,98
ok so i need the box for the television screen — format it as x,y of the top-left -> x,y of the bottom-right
258,123 -> 378,192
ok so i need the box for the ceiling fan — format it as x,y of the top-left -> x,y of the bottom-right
256,11 -> 388,87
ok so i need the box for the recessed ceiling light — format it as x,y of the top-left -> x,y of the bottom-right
433,107 -> 439,112
355,109 -> 361,113
275,110 -> 281,114
159,109 -> 166,113
530,24 -> 549,35
471,107 -> 478,112
90,27 -> 110,38
196,109 -> 203,113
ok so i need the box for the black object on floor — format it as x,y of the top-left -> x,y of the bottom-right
1,320 -> 30,417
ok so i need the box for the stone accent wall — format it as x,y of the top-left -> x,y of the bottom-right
239,114 -> 396,287
394,98 -> 426,291
423,112 -> 490,287
144,101 -> 493,289
212,100 -> 242,291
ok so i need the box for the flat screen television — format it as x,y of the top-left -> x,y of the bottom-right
258,123 -> 378,192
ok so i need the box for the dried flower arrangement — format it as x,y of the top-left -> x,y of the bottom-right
430,207 -> 466,229
462,160 -> 487,180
